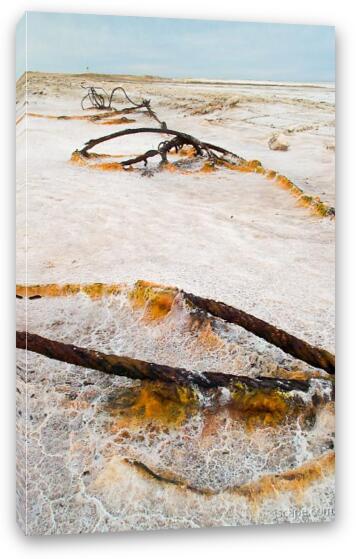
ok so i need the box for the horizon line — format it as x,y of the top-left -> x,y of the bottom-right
16,70 -> 336,87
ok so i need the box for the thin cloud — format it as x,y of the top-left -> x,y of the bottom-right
17,12 -> 335,82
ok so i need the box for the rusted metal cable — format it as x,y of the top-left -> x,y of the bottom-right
16,331 -> 311,393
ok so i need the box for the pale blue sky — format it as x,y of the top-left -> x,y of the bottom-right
16,12 -> 335,82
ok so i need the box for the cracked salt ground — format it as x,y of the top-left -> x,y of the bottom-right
16,293 -> 334,534
16,290 -> 331,377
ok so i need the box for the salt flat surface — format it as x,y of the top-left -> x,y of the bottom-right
16,73 -> 335,535
16,73 -> 335,350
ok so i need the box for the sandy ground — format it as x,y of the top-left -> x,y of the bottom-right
16,73 -> 335,534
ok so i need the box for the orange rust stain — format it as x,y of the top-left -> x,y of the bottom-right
272,175 -> 333,217
236,451 -> 335,503
297,194 -> 330,217
128,280 -> 178,322
81,283 -> 125,298
17,283 -> 80,298
276,175 -> 296,190
107,382 -> 198,428
15,280 -> 179,316
218,159 -> 263,173
16,282 -> 125,299
176,146 -> 197,157
27,111 -> 123,122
255,166 -> 266,175
161,162 -> 179,173
247,160 -> 263,169
92,161 -> 126,171
196,321 -> 224,350
272,368 -> 333,382
70,151 -> 135,172
27,112 -> 59,120
97,117 -> 136,126
219,161 -> 250,172
70,151 -> 88,167
199,162 -> 216,173
275,369 -> 314,381
227,387 -> 292,429
28,112 -> 96,121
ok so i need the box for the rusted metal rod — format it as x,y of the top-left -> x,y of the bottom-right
16,331 -> 311,393
183,292 -> 335,375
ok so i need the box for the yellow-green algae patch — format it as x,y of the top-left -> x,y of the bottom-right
105,381 -> 200,428
104,379 -> 312,431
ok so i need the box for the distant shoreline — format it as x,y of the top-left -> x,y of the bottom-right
16,71 -> 335,89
